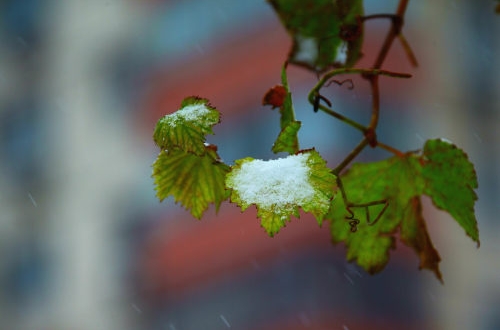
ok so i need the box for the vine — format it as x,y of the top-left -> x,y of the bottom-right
151,0 -> 483,282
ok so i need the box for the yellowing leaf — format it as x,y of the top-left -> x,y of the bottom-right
268,0 -> 364,71
272,121 -> 301,155
226,150 -> 336,236
153,96 -> 220,155
152,147 -> 230,219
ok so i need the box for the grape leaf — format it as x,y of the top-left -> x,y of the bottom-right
328,139 -> 478,281
152,146 -> 230,219
421,139 -> 479,244
268,0 -> 364,71
153,96 -> 220,155
264,64 -> 301,154
272,121 -> 301,155
226,150 -> 336,236
328,154 -> 423,274
400,196 -> 442,281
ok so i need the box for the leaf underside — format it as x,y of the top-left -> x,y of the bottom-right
268,0 -> 364,72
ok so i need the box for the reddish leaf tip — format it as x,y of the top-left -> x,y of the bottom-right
263,85 -> 287,109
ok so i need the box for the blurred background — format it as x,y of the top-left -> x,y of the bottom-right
0,0 -> 498,329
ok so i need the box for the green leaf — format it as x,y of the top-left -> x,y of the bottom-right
421,139 -> 479,244
264,64 -> 301,154
328,154 -> 423,274
226,150 -> 336,236
153,96 -> 220,155
152,146 -> 230,219
272,121 -> 301,155
328,139 -> 479,280
268,0 -> 364,71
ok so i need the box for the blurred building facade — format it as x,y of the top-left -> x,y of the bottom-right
0,1 -> 498,330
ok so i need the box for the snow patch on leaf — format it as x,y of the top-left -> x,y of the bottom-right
228,153 -> 315,207
437,137 -> 453,145
162,103 -> 213,126
334,42 -> 348,65
226,150 -> 336,236
294,34 -> 318,65
153,96 -> 220,155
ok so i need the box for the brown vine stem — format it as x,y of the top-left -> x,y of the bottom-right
377,142 -> 405,157
332,0 -> 411,224
373,0 -> 410,69
308,68 -> 411,100
308,68 -> 411,134
398,33 -> 419,67
362,0 -> 410,150
315,103 -> 367,132
332,138 -> 369,175
318,0 -> 412,174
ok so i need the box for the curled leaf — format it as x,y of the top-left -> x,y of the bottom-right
263,85 -> 287,109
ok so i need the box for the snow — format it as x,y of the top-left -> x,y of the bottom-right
163,103 -> 212,125
438,137 -> 454,145
294,34 -> 318,65
230,154 -> 315,207
28,193 -> 38,207
335,41 -> 348,65
220,315 -> 231,328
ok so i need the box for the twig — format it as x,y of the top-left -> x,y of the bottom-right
332,138 -> 369,175
377,142 -> 405,157
398,33 -> 419,67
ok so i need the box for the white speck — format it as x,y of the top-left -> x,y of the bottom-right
168,323 -> 177,330
343,272 -> 354,285
227,154 -> 316,208
438,137 -> 453,144
415,133 -> 424,142
131,303 -> 142,314
28,193 -> 37,207
343,325 -> 350,330
345,264 -> 362,278
294,34 -> 318,65
220,314 -> 231,328
473,132 -> 482,143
